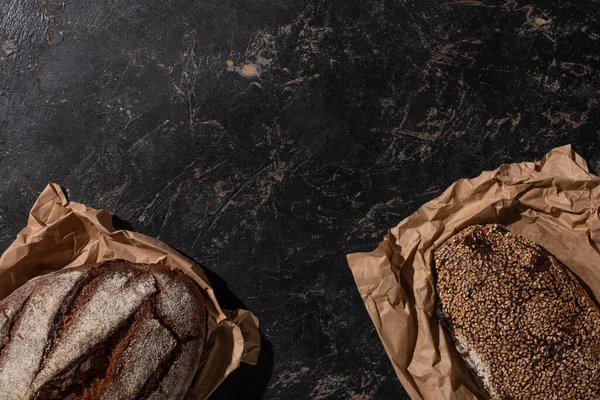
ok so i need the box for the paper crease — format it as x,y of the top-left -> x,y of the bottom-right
347,145 -> 600,399
0,184 -> 260,400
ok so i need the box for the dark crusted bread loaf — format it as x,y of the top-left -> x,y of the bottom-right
0,259 -> 206,400
435,224 -> 600,399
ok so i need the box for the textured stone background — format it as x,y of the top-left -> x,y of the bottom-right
1,0 -> 599,398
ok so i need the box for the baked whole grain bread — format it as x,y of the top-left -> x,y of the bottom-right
0,259 -> 206,400
435,224 -> 600,399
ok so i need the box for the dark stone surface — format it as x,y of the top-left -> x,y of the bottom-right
1,0 -> 600,398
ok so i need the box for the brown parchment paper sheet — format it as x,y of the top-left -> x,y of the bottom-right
0,183 -> 260,400
347,145 -> 600,400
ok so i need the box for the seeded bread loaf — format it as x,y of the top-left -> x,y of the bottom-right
0,259 -> 206,400
434,224 -> 600,399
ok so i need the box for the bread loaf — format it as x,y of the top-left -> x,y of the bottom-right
0,259 -> 206,400
434,224 -> 600,399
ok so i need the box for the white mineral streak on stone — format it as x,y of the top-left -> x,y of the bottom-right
101,317 -> 176,400
0,271 -> 83,400
32,271 -> 156,391
147,338 -> 204,400
455,335 -> 499,399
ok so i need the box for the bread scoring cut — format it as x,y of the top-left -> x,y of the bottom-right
0,259 -> 206,400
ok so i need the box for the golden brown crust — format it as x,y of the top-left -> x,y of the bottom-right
435,224 -> 600,399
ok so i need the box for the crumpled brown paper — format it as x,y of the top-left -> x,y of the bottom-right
347,145 -> 600,400
0,183 -> 260,399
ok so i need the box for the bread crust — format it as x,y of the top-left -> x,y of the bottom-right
0,259 -> 206,400
434,224 -> 600,399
